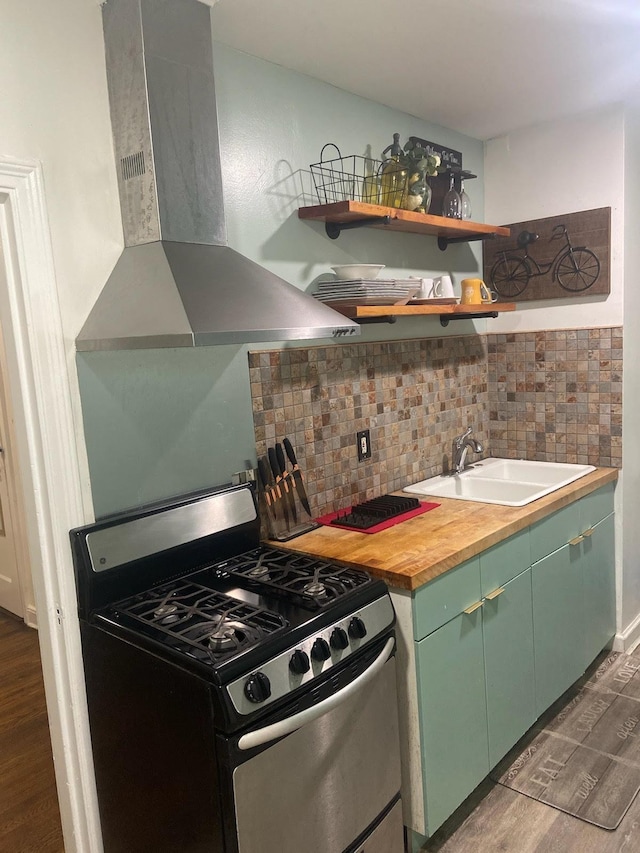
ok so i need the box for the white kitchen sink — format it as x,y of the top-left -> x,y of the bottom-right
403,458 -> 596,507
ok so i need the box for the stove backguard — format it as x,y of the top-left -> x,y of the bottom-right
71,483 -> 261,618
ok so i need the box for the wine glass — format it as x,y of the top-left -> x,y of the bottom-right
442,173 -> 462,219
460,180 -> 472,220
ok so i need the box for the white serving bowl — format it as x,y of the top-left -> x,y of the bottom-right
331,264 -> 385,281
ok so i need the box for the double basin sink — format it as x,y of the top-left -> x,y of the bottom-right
404,458 -> 595,507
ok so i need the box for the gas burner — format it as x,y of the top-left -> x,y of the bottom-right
248,553 -> 270,579
154,603 -> 179,623
204,618 -> 261,653
303,580 -> 326,597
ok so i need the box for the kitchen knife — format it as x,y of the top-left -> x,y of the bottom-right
283,437 -> 312,516
257,457 -> 278,523
276,442 -> 297,525
268,446 -> 289,529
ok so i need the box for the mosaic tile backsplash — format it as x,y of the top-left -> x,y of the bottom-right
249,327 -> 622,517
488,328 -> 622,468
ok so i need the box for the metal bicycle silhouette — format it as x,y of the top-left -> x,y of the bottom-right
490,224 -> 601,298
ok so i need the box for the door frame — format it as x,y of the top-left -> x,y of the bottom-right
0,156 -> 102,851
0,314 -> 36,623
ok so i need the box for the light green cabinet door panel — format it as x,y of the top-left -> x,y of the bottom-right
480,529 -> 531,595
483,568 -> 535,768
530,502 -> 581,564
582,513 -> 616,667
532,543 -> 585,716
412,556 -> 481,641
416,610 -> 489,835
580,482 -> 615,530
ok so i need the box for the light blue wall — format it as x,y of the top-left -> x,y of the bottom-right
77,43 -> 485,518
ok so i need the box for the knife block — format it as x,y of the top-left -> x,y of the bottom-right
259,489 -> 320,542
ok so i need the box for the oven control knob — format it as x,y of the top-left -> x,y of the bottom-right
244,672 -> 271,704
289,649 -> 311,675
330,627 -> 349,650
311,637 -> 331,662
348,616 -> 367,640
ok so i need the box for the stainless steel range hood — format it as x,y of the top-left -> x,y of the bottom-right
76,0 -> 359,351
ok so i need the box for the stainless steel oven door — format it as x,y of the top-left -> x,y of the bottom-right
232,656 -> 402,853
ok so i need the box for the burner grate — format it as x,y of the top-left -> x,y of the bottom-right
110,580 -> 286,661
330,494 -> 421,530
216,546 -> 370,606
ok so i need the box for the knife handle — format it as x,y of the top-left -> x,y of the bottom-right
257,458 -> 272,506
283,437 -> 298,468
275,443 -> 290,492
267,447 -> 283,497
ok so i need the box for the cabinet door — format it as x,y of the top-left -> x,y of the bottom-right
483,568 -> 535,768
532,543 -> 585,717
582,512 -> 615,667
416,609 -> 489,835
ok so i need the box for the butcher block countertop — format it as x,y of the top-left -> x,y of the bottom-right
271,467 -> 618,591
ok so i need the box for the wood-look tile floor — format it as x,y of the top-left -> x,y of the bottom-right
423,652 -> 640,853
0,608 -> 64,852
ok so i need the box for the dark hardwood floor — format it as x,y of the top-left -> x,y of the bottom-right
0,608 -> 64,852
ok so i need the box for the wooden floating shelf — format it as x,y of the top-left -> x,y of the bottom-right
329,302 -> 516,320
298,200 -> 511,246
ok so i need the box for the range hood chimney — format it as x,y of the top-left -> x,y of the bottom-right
76,0 -> 359,351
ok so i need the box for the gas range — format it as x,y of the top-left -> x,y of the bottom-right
70,482 -> 402,853
72,484 -> 394,728
97,544 -> 392,707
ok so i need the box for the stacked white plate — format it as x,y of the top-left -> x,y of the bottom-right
313,279 -> 420,306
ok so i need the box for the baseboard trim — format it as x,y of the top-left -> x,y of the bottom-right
614,611 -> 640,653
24,604 -> 38,629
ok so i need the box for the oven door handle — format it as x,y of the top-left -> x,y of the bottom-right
237,636 -> 395,751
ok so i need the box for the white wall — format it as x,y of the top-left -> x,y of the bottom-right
485,105 -> 624,332
0,0 -> 122,339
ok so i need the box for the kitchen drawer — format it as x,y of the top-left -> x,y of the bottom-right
579,481 -> 615,529
479,529 -> 530,596
530,501 -> 581,564
412,556 -> 481,641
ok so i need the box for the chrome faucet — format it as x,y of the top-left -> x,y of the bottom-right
451,427 -> 483,474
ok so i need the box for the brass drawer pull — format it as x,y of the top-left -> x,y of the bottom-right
485,587 -> 505,601
463,600 -> 484,615
582,527 -> 595,537
569,535 -> 584,546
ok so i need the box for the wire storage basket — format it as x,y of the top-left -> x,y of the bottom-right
310,144 -> 407,208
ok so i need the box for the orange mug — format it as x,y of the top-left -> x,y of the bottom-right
460,278 -> 498,305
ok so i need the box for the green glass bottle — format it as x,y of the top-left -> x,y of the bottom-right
380,133 -> 407,208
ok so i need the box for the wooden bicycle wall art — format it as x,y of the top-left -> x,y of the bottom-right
482,207 -> 610,303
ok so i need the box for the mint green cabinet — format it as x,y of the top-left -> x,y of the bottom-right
531,542 -> 586,715
415,608 -> 488,835
405,482 -> 616,840
582,512 -> 616,667
413,535 -> 534,836
531,485 -> 615,716
483,567 -> 535,767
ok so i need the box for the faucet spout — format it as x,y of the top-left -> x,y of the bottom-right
451,428 -> 483,474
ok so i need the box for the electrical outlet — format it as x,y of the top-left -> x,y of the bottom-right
357,429 -> 372,462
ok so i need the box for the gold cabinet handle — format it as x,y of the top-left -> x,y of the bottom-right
485,587 -> 505,601
582,527 -> 594,537
463,600 -> 484,615
569,535 -> 584,546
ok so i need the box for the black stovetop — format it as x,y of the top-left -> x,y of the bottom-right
97,544 -> 381,681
